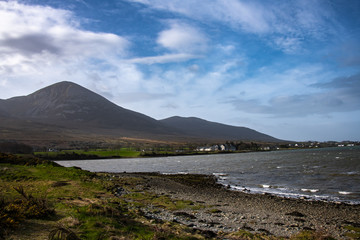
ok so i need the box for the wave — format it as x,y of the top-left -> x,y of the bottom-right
235,185 -> 331,200
301,188 -> 319,193
213,172 -> 229,177
223,183 -> 360,204
338,191 -> 353,195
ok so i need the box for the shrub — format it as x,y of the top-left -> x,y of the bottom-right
12,186 -> 55,219
0,152 -> 60,166
0,186 -> 56,239
48,227 -> 80,240
0,198 -> 25,239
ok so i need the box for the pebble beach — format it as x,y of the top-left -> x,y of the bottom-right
116,172 -> 360,239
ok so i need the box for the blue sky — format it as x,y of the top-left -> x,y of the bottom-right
0,0 -> 359,141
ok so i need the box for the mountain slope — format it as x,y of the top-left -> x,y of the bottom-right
0,81 -> 174,134
160,116 -> 279,142
0,81 -> 281,145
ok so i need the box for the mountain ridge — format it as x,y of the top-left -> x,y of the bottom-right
160,116 -> 279,142
0,81 -> 171,132
0,81 -> 281,146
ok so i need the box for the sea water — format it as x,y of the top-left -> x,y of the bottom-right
56,146 -> 360,204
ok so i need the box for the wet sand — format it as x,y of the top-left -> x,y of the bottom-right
116,173 -> 360,239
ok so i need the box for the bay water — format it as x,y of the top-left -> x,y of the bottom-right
56,146 -> 360,204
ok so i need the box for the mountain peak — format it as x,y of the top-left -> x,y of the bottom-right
30,81 -> 98,101
1,82 -> 280,144
1,81 -> 170,133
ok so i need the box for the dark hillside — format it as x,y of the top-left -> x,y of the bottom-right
0,81 -> 281,146
1,81 -> 169,132
160,116 -> 280,142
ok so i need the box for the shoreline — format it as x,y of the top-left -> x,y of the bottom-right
46,149 -> 254,161
224,183 -> 360,206
114,172 -> 360,239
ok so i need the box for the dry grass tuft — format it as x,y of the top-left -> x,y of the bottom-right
48,227 -> 80,240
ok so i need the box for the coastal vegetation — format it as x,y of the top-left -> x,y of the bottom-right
1,152 -> 356,239
1,139 -> 359,161
32,142 -> 359,160
34,148 -> 141,160
1,153 -> 206,239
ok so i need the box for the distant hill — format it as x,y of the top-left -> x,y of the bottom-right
0,81 -> 281,146
160,116 -> 279,142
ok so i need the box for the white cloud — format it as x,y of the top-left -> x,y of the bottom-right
129,0 -> 271,33
1,0 -> 357,141
0,1 -> 131,99
127,53 -> 202,64
0,1 -> 129,74
127,0 -> 338,53
218,0 -> 271,33
157,21 -> 208,53
273,37 -> 302,54
225,67 -> 360,118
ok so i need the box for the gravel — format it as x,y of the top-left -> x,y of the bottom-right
116,173 -> 360,239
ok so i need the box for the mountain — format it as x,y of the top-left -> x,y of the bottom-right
0,81 -> 281,146
160,116 -> 279,142
1,81 -> 164,129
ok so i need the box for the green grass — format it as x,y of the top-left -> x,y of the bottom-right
0,153 -> 209,240
34,148 -> 141,159
75,148 -> 140,158
0,153 -> 345,240
344,225 -> 360,239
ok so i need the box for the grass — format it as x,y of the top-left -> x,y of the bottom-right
289,231 -> 336,240
0,153 -> 350,240
0,153 -> 209,239
69,148 -> 141,158
126,191 -> 203,211
226,229 -> 280,240
34,148 -> 141,160
343,225 -> 360,239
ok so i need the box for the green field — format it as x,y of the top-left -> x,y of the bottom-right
34,148 -> 141,160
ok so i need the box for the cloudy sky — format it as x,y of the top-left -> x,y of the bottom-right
1,0 -> 359,141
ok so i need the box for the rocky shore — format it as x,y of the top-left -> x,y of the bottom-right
116,172 -> 360,239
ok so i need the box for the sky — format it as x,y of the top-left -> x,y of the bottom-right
0,0 -> 359,141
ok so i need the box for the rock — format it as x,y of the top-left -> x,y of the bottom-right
258,228 -> 272,235
174,212 -> 197,219
208,221 -> 220,227
172,218 -> 180,223
285,211 -> 306,217
302,226 -> 314,231
289,224 -> 299,228
193,229 -> 217,238
243,225 -> 255,231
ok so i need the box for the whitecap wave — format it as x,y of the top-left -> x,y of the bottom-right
213,173 -> 228,177
339,191 -> 352,195
301,188 -> 319,193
